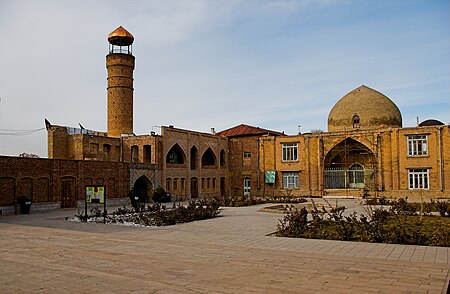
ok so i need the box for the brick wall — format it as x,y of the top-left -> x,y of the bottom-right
0,156 -> 131,212
161,126 -> 228,199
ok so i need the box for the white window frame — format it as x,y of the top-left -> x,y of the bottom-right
283,172 -> 299,189
243,177 -> 251,196
282,143 -> 298,162
407,135 -> 428,156
408,169 -> 429,190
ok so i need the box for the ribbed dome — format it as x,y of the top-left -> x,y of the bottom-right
328,85 -> 402,132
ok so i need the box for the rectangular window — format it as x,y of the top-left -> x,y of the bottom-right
143,145 -> 151,163
243,151 -> 251,159
131,145 -> 139,162
282,143 -> 298,161
283,172 -> 299,188
173,178 -> 178,192
180,178 -> 185,192
407,135 -> 428,156
103,144 -> 111,158
166,178 -> 171,192
408,169 -> 429,189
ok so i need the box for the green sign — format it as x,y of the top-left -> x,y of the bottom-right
265,170 -> 276,184
86,186 -> 105,204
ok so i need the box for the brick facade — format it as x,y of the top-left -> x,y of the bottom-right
0,156 -> 130,214
232,125 -> 449,200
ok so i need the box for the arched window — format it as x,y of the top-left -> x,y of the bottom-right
202,148 -> 217,167
220,149 -> 226,167
166,144 -> 185,164
190,146 -> 198,170
352,115 -> 360,128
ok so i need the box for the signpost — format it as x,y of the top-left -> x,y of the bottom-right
85,185 -> 106,223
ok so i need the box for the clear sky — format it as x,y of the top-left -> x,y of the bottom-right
0,0 -> 449,157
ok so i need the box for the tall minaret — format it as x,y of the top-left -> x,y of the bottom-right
106,26 -> 135,137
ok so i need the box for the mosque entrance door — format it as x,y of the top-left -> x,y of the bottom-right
348,164 -> 365,189
324,138 -> 375,190
133,176 -> 153,202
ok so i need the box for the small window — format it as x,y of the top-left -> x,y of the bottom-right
180,178 -> 185,192
173,178 -> 178,192
283,172 -> 299,188
407,135 -> 428,156
190,146 -> 198,170
90,143 -> 99,154
408,169 -> 429,189
143,145 -> 151,163
282,143 -> 298,161
212,178 -> 216,190
103,144 -> 111,158
131,145 -> 139,163
352,115 -> 360,128
166,178 -> 171,192
220,149 -> 226,166
207,178 -> 211,190
201,178 -> 205,190
243,151 -> 251,159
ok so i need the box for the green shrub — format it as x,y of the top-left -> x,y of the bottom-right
219,195 -> 307,207
276,201 -> 450,247
433,199 -> 450,217
152,187 -> 171,203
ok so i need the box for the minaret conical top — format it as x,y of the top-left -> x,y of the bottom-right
108,26 -> 134,46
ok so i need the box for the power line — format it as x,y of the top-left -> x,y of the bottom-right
0,128 -> 46,136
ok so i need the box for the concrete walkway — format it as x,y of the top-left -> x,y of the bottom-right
0,201 -> 449,293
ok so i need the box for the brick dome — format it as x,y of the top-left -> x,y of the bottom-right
328,85 -> 402,132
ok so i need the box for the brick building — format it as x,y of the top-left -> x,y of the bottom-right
219,86 -> 449,200
1,26 -> 449,214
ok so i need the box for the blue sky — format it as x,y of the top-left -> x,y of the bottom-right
0,0 -> 449,157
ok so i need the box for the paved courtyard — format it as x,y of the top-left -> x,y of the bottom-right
0,200 -> 449,293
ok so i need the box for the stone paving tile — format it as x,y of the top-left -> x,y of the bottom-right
1,202 -> 449,293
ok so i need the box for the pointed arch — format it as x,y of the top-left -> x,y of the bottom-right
202,147 -> 217,167
220,149 -> 226,167
324,138 -> 374,168
324,138 -> 375,189
133,175 -> 153,201
166,143 -> 186,164
190,146 -> 198,170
